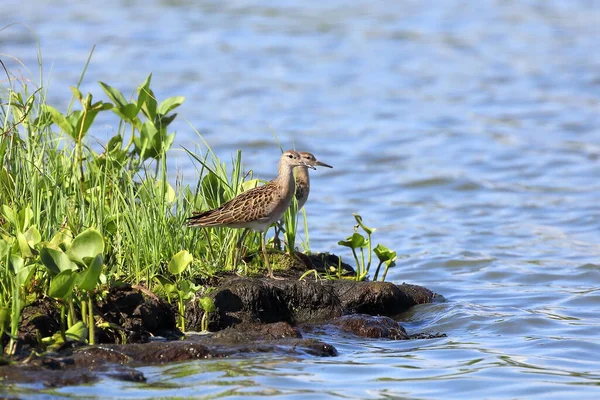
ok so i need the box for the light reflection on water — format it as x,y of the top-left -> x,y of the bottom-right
2,0 -> 600,398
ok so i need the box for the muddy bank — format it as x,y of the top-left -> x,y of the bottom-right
2,253 -> 444,388
185,276 -> 437,331
0,318 -> 445,388
1,322 -> 336,387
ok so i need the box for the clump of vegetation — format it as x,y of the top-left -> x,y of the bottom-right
0,51 -> 401,357
0,53 -> 280,355
338,214 -> 397,281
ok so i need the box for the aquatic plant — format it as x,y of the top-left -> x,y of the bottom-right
155,249 -> 198,332
1,50 -> 324,354
338,214 -> 397,281
199,296 -> 216,332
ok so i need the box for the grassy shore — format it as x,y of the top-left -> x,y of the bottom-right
0,57 -> 288,352
0,56 -> 398,355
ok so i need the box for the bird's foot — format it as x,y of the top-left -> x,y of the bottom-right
266,272 -> 285,280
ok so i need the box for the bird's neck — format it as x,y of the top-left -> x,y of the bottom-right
276,163 -> 297,195
295,166 -> 310,186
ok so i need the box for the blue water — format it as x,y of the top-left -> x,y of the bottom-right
2,0 -> 600,398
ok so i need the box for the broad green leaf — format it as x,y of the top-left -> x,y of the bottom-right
141,121 -> 158,141
43,105 -> 73,137
168,250 -> 193,275
19,207 -> 34,231
50,229 -> 73,251
65,320 -> 88,342
164,132 -> 175,152
159,113 -> 177,127
179,279 -> 191,295
241,179 -> 260,192
164,282 -> 176,295
136,74 -> 152,112
23,225 -> 41,248
17,232 -> 33,258
1,205 -> 16,227
41,246 -> 78,275
103,215 -> 119,235
77,254 -> 103,291
9,254 -> 24,275
98,81 -> 128,108
115,103 -> 139,122
16,264 -> 34,287
66,228 -> 104,264
78,108 -> 104,137
141,88 -> 157,120
338,232 -> 367,249
154,180 -> 176,204
199,297 -> 216,313
158,96 -> 185,115
93,101 -> 114,112
49,269 -> 77,299
374,244 -> 396,263
66,110 -> 84,141
353,213 -> 376,235
0,239 -> 9,258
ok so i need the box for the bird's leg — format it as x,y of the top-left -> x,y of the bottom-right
262,231 -> 283,280
233,228 -> 250,274
272,221 -> 285,251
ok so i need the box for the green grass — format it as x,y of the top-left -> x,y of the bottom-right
0,52 -> 286,353
0,48 -> 397,355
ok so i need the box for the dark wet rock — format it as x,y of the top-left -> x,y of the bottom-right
18,297 -> 61,348
97,283 -> 181,343
0,328 -> 337,387
9,284 -> 180,354
329,314 -> 409,340
0,346 -> 144,388
408,332 -> 447,340
334,281 -> 435,315
100,341 -> 213,363
211,277 -> 291,327
71,345 -> 134,365
191,277 -> 435,330
1,251 -> 440,389
94,332 -> 338,362
211,322 -> 301,343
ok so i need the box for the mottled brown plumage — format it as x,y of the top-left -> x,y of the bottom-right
272,152 -> 332,250
187,150 -> 311,278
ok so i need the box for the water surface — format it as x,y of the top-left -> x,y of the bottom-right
2,0 -> 600,398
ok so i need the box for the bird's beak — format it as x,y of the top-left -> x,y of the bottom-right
302,162 -> 317,170
314,160 -> 333,168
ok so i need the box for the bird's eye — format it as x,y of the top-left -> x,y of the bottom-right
287,154 -> 293,158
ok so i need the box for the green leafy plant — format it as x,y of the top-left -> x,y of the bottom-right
100,74 -> 183,163
40,228 -> 105,345
155,250 -> 198,332
0,205 -> 38,355
1,47 -> 322,355
373,244 -> 397,281
199,296 -> 216,332
338,214 -> 397,281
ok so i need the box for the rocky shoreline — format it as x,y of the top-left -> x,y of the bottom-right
1,253 -> 445,388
